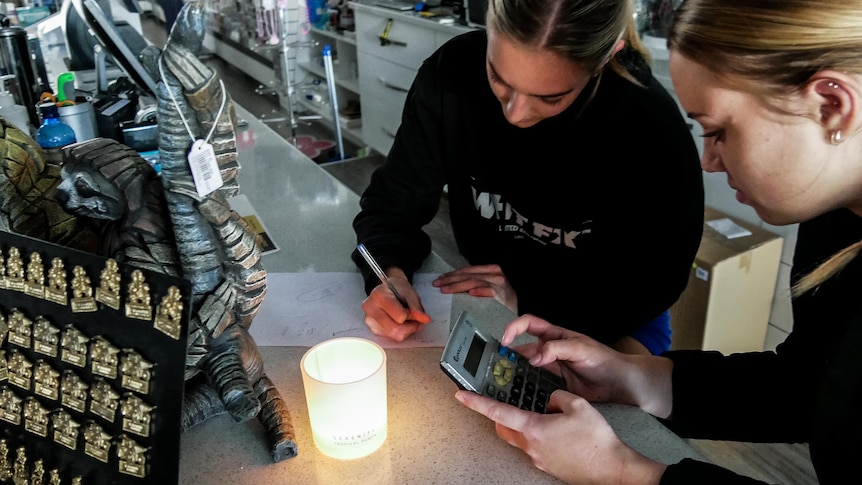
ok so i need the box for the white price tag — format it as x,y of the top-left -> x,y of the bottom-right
188,139 -> 223,197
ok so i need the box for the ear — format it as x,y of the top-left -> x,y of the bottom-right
806,71 -> 862,141
611,39 -> 625,58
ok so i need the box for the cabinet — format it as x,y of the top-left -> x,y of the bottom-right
350,2 -> 472,155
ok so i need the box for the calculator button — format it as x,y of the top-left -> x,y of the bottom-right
493,359 -> 514,387
485,384 -> 496,397
497,390 -> 508,402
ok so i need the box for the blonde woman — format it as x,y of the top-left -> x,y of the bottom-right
352,0 -> 703,355
456,0 -> 862,483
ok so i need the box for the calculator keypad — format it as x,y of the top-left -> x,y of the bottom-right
483,345 -> 564,413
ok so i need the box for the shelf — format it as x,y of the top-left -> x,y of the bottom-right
295,97 -> 365,146
310,26 -> 358,46
296,62 -> 360,94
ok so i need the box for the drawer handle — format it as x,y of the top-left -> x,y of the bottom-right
379,18 -> 408,47
377,77 -> 409,93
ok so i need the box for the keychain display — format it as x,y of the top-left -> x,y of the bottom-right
0,230 -> 191,484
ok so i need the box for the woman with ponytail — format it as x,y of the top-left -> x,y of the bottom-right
456,1 -> 862,483
352,0 -> 703,355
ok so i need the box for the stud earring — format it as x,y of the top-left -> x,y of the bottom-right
827,81 -> 841,89
831,129 -> 843,145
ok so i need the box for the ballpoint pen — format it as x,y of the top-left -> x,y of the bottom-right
357,243 -> 410,308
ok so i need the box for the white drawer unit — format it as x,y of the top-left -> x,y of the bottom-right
351,2 -> 472,154
357,51 -> 413,103
355,10 -> 439,70
360,91 -> 407,154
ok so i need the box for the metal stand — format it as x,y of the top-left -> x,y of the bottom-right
321,43 -> 344,160
253,1 -> 319,141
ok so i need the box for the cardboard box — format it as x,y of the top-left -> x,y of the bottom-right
669,208 -> 783,353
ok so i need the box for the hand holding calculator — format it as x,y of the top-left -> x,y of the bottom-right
440,312 -> 565,413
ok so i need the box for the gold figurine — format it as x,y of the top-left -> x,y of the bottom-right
0,386 -> 23,425
154,285 -> 184,340
7,351 -> 32,391
0,439 -> 9,481
70,265 -> 97,313
0,350 -> 5,383
83,421 -> 112,463
30,458 -> 44,485
125,269 -> 152,320
12,446 -> 26,485
95,258 -> 122,310
90,336 -> 119,379
117,434 -> 148,478
120,394 -> 153,437
49,469 -> 61,485
0,311 -> 7,346
60,370 -> 89,413
45,257 -> 68,305
24,251 -> 45,299
33,360 -> 60,400
60,326 -> 89,367
32,316 -> 60,358
52,409 -> 81,450
120,350 -> 153,395
0,251 -> 6,290
5,247 -> 24,292
7,309 -> 32,349
89,377 -> 120,423
23,397 -> 50,437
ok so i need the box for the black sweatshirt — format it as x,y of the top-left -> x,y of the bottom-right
352,30 -> 704,344
662,208 -> 862,483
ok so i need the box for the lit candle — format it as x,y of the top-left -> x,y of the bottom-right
300,337 -> 387,459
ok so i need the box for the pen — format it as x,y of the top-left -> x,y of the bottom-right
357,243 -> 410,308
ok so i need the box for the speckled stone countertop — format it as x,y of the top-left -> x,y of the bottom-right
177,106 -> 706,484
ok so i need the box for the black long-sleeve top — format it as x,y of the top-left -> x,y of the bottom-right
662,209 -> 862,484
352,30 -> 704,344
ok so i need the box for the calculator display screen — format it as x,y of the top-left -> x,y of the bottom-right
464,333 -> 486,378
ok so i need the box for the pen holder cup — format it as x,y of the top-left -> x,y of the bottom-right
300,337 -> 388,459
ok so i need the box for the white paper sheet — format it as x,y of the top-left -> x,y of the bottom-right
249,272 -> 453,348
706,217 -> 752,239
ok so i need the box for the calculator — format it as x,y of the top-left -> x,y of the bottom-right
440,311 -> 565,413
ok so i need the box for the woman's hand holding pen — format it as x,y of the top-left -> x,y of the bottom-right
361,267 -> 432,342
433,264 -> 518,313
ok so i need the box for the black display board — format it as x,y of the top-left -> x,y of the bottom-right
0,230 -> 190,484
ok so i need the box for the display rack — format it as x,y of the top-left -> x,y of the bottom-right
0,230 -> 191,484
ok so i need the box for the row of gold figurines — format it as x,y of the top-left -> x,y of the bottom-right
0,350 -> 155,437
0,250 -> 185,341
0,426 -> 148,481
0,440 -> 83,484
2,309 -> 154,395
0,378 -> 153,441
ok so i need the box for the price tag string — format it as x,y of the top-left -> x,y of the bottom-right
157,56 -> 227,144
157,55 -> 227,197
